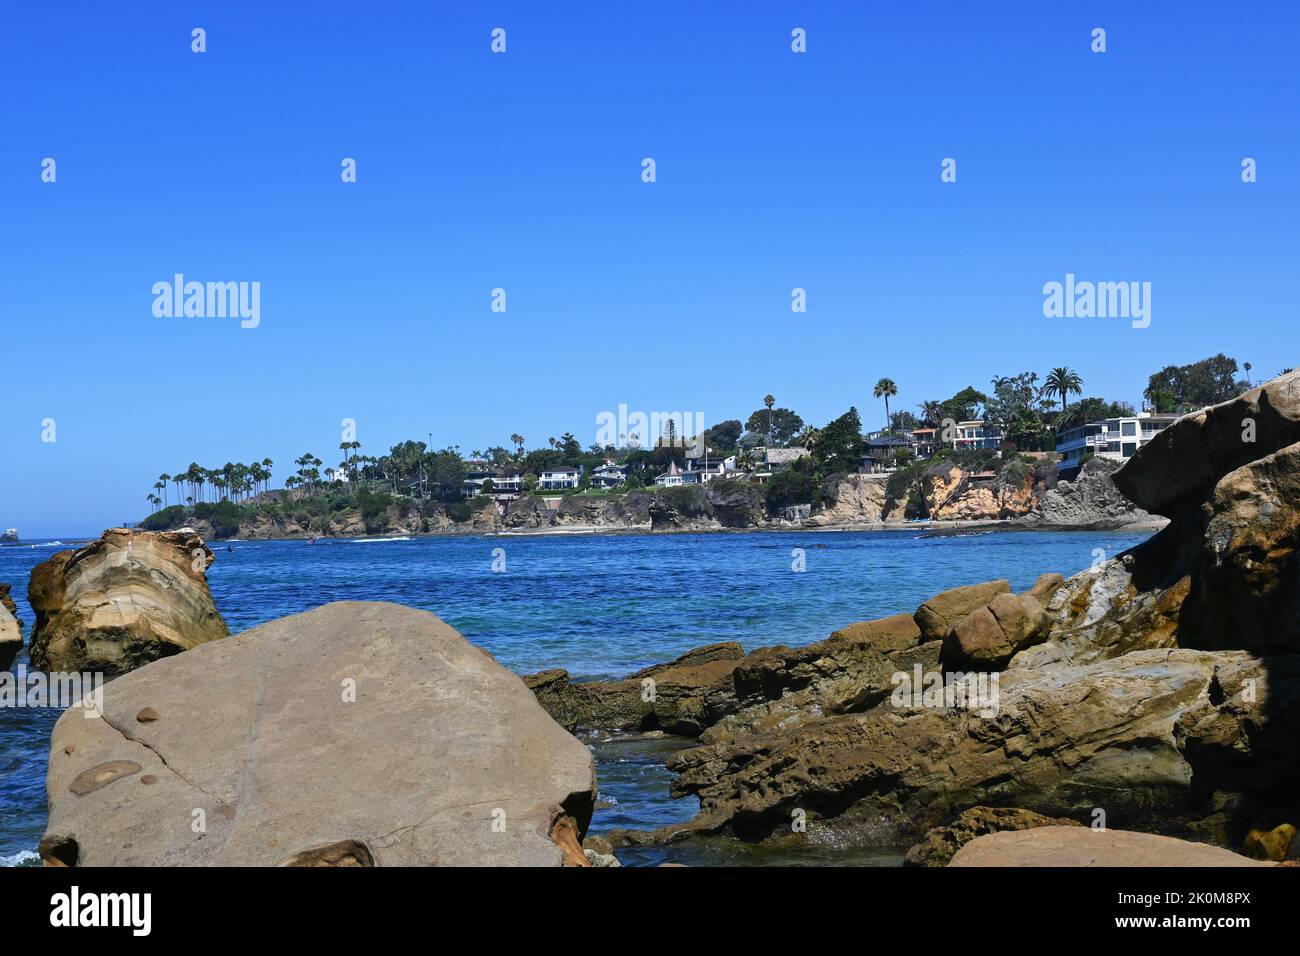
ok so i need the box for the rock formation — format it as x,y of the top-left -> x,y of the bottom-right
41,602 -> 597,866
0,603 -> 21,670
0,582 -> 19,621
27,528 -> 229,674
559,373 -> 1300,863
1023,457 -> 1155,529
923,462 -> 1037,521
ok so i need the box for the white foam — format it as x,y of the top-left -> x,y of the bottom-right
0,849 -> 39,867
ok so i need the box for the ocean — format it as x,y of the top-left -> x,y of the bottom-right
0,527 -> 1149,866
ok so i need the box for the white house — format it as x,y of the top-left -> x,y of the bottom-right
654,460 -> 684,487
1056,412 -> 1178,474
951,420 -> 1004,451
539,466 -> 581,490
590,462 -> 628,489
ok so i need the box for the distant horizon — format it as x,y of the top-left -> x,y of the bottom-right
3,2 -> 1297,536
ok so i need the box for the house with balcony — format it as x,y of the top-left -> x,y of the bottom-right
654,460 -> 684,487
951,420 -> 1005,450
860,434 -> 914,473
590,462 -> 628,489
461,468 -> 525,499
538,465 -> 581,490
1056,412 -> 1179,477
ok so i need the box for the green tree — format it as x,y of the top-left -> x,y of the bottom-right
873,378 -> 898,430
1045,367 -> 1084,414
812,407 -> 865,475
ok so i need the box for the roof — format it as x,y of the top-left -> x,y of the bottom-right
765,447 -> 810,464
543,466 -> 579,474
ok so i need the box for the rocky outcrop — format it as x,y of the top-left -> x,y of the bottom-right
904,806 -> 1083,867
650,649 -> 1300,847
1024,457 -> 1156,528
808,473 -> 893,526
923,464 -> 1037,521
0,604 -> 21,669
40,602 -> 596,866
948,827 -> 1274,867
27,529 -> 229,674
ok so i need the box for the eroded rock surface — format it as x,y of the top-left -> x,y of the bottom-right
948,826 -> 1273,867
27,529 -> 229,674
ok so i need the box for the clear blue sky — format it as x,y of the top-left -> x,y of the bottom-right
1,1 -> 1296,536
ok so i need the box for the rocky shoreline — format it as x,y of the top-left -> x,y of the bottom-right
20,371 -> 1300,866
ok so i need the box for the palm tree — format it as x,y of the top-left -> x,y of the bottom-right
1244,362 -> 1253,386
158,474 -> 171,507
763,394 -> 776,443
1044,367 -> 1084,414
917,400 -> 942,427
873,378 -> 898,430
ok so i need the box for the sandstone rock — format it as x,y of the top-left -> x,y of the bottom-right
949,826 -> 1273,867
1180,440 -> 1300,655
828,613 -> 921,654
1113,369 -> 1300,518
1025,572 -> 1065,607
942,592 -> 1049,670
809,473 -> 892,526
27,529 -> 229,675
650,649 -> 1300,847
904,806 -> 1082,867
914,580 -> 1010,643
41,601 -> 596,866
1,604 -> 21,670
1243,823 -> 1296,862
923,465 -> 1037,521
0,582 -> 18,622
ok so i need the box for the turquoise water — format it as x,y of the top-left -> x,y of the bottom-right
0,527 -> 1148,865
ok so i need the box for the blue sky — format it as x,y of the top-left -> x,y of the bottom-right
1,1 -> 1296,536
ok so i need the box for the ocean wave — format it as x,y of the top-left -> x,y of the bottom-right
0,850 -> 39,867
351,536 -> 411,543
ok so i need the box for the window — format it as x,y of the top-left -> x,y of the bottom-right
1122,421 -> 1137,436
1122,442 -> 1138,457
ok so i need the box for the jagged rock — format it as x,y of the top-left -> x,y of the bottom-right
504,496 -> 554,529
904,806 -> 1083,867
942,592 -> 1050,670
644,649 -> 1300,847
27,529 -> 229,675
1113,369 -> 1300,518
0,604 -> 21,670
948,826 -> 1273,867
923,464 -> 1037,521
1024,457 -> 1155,528
914,580 -> 1010,643
41,602 -> 596,866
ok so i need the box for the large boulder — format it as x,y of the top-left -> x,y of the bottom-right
949,826 -> 1273,867
942,591 -> 1050,670
40,602 -> 596,866
0,603 -> 21,669
27,529 -> 229,674
914,580 -> 1010,643
1025,457 -> 1155,529
1113,369 -> 1300,518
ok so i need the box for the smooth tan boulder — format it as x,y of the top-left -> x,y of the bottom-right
0,604 -> 21,669
949,826 -> 1273,867
942,592 -> 1050,670
41,601 -> 596,867
1025,573 -> 1065,607
914,580 -> 1010,642
829,613 -> 922,653
27,529 -> 229,674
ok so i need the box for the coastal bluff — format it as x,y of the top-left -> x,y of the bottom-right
41,602 -> 596,867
